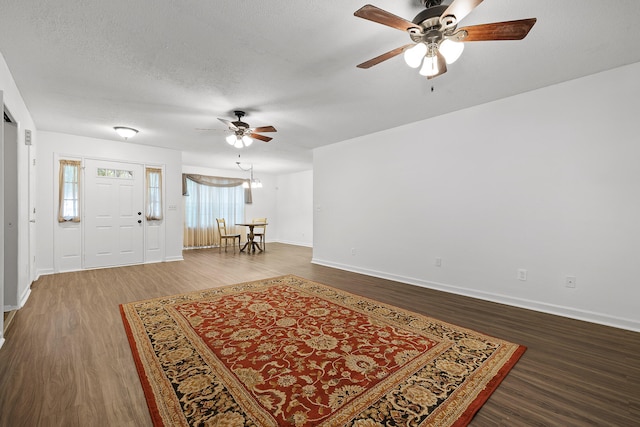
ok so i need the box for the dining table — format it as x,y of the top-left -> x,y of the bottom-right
236,222 -> 268,253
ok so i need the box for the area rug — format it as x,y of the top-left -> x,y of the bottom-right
120,275 -> 525,426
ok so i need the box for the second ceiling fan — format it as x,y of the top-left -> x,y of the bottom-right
217,110 -> 277,148
354,0 -> 537,79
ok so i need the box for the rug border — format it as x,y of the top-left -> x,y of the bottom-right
120,304 -> 166,427
451,343 -> 526,426
120,274 -> 527,427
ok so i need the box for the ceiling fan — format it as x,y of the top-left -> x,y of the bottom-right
354,0 -> 537,79
215,110 -> 277,148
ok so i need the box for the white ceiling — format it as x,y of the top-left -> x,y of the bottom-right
2,0 -> 640,174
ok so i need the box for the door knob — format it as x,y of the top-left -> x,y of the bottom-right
138,212 -> 142,215
138,220 -> 142,224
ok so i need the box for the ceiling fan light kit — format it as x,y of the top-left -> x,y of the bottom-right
439,38 -> 464,64
226,133 -> 254,148
354,0 -> 536,79
404,42 -> 428,68
419,51 -> 441,77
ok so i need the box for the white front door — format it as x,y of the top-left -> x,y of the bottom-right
84,159 -> 144,268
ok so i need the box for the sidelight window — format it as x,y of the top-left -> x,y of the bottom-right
146,167 -> 163,221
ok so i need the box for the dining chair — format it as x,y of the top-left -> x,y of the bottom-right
252,218 -> 267,251
216,218 -> 241,253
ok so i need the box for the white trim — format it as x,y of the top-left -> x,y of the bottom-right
311,257 -> 640,333
18,287 -> 31,308
274,239 -> 313,248
39,258 -> 183,276
36,268 -> 54,278
0,338 -> 5,350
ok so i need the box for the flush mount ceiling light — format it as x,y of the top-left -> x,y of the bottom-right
354,0 -> 537,79
113,126 -> 139,140
236,161 -> 263,189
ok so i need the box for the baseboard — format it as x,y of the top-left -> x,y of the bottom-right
18,287 -> 31,309
165,256 -> 184,262
0,337 -> 4,350
36,268 -> 55,278
274,240 -> 313,248
311,257 -> 640,333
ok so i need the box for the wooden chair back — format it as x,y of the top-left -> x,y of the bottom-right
216,218 -> 228,235
216,218 -> 240,252
252,218 -> 267,234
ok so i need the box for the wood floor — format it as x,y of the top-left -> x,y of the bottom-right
0,244 -> 638,426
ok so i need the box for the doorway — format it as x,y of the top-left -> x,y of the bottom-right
3,120 -> 18,309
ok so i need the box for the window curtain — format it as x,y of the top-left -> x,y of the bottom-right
182,174 -> 247,248
58,160 -> 81,222
146,168 -> 163,220
182,174 -> 252,203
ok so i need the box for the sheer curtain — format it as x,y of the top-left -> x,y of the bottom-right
145,168 -> 163,221
58,159 -> 81,222
183,174 -> 248,248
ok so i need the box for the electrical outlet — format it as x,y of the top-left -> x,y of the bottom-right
517,269 -> 527,281
351,248 -> 356,256
565,276 -> 576,288
435,257 -> 442,267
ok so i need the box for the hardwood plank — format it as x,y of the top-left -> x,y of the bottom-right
0,244 -> 638,426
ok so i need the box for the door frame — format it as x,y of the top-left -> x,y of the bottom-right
1,94 -> 5,348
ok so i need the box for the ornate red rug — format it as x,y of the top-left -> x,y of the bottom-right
120,275 -> 525,426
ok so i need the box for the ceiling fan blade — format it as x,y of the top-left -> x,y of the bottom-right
440,0 -> 484,25
357,44 -> 413,69
217,117 -> 239,130
427,50 -> 448,80
249,133 -> 272,143
252,126 -> 277,133
456,18 -> 537,42
354,5 -> 420,32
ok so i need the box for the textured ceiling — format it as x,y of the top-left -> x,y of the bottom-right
2,0 -> 640,173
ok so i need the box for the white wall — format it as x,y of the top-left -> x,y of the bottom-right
313,62 -> 640,332
37,132 -> 183,275
1,53 -> 37,321
276,170 -> 313,247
